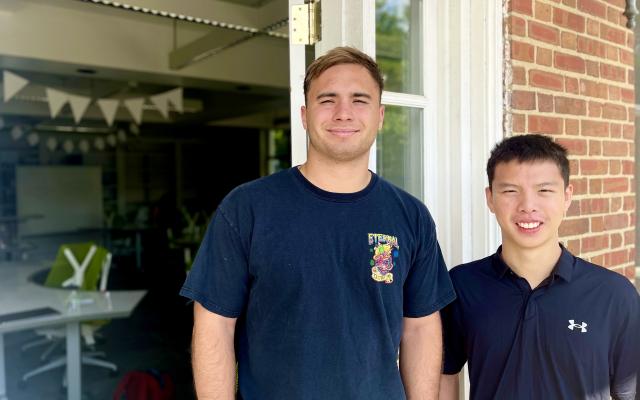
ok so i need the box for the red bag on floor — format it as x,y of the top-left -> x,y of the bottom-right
112,369 -> 175,400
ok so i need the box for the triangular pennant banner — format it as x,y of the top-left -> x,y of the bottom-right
149,93 -> 169,119
46,88 -> 69,119
165,88 -> 183,113
3,71 -> 29,102
129,122 -> 140,135
124,98 -> 144,125
68,94 -> 91,124
97,99 -> 120,127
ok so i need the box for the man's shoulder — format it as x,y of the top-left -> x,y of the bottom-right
449,255 -> 494,282
222,169 -> 293,205
375,175 -> 432,218
573,256 -> 639,299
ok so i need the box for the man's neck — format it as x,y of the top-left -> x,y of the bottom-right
500,241 -> 562,289
299,156 -> 371,193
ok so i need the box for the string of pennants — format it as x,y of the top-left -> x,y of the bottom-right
1,70 -> 183,153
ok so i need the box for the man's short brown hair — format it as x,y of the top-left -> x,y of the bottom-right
303,47 -> 384,103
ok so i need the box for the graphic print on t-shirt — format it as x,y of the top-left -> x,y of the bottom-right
368,233 -> 399,284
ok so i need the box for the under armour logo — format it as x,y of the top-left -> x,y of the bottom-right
568,319 -> 587,333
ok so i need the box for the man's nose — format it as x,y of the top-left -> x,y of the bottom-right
333,101 -> 353,120
518,192 -> 537,213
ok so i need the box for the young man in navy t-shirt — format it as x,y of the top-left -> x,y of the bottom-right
439,134 -> 639,400
181,47 -> 455,399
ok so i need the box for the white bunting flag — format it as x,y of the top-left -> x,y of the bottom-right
68,94 -> 91,124
165,88 -> 183,113
94,137 -> 105,151
129,122 -> 140,135
63,139 -> 74,154
27,132 -> 40,146
3,71 -> 29,102
124,98 -> 145,125
46,137 -> 58,151
149,93 -> 169,119
46,88 -> 69,119
10,126 -> 23,141
97,99 -> 120,127
106,134 -> 117,147
117,129 -> 127,143
79,139 -> 90,154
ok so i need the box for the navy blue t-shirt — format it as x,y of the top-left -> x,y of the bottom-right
181,168 -> 455,399
442,246 -> 640,400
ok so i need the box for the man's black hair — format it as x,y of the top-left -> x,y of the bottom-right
486,134 -> 570,189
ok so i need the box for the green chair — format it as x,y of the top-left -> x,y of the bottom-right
21,242 -> 117,385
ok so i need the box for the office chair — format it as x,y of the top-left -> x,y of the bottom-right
20,242 -> 117,385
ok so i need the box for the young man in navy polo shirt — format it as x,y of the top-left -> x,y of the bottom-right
180,47 -> 455,399
439,134 -> 639,400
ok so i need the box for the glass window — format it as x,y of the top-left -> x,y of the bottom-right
376,105 -> 423,199
376,0 -> 423,95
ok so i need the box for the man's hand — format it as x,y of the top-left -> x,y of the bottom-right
400,311 -> 443,400
192,302 -> 237,400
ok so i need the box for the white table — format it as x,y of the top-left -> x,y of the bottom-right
0,262 -> 146,400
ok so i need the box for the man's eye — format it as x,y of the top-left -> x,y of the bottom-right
354,99 -> 368,104
320,100 -> 334,104
540,189 -> 554,193
502,190 -> 516,193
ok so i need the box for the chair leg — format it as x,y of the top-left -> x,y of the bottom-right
41,340 -> 62,361
22,356 -> 66,382
81,356 -> 117,372
20,338 -> 51,352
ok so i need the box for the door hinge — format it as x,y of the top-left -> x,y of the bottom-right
291,0 -> 321,45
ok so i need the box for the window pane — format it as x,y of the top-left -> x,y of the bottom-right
376,0 -> 423,95
376,106 -> 423,199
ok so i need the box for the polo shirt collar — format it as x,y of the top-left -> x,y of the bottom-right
491,244 -> 575,283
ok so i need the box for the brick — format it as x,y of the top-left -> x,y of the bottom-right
603,177 -> 629,192
554,96 -> 586,115
611,197 -> 622,211
569,159 -> 579,176
554,52 -> 585,73
513,113 -> 526,132
624,228 -> 635,244
561,31 -> 578,50
559,218 -> 589,236
563,0 -> 576,7
512,90 -> 536,110
577,36 -> 606,58
628,69 -> 634,85
556,138 -> 587,155
529,21 -> 560,44
565,77 -> 579,94
603,140 -> 628,156
567,200 -> 581,217
581,234 -> 609,252
590,178 -> 603,194
602,0 -> 625,11
590,254 -> 605,265
578,0 -> 607,19
586,18 -> 600,36
538,93 -> 554,112
602,103 -> 627,120
620,88 -> 634,103
581,120 -> 610,136
591,215 -> 605,232
607,6 -> 620,25
604,213 -> 629,229
537,47 -> 552,66
580,79 -> 608,99
572,177 -> 588,195
622,160 -> 634,174
530,69 -> 564,91
513,66 -> 526,84
586,60 -> 600,77
623,124 -> 634,139
511,0 -> 533,15
566,239 -> 580,254
580,159 -> 608,175
588,101 -> 603,117
606,44 -> 618,61
609,249 -> 628,266
609,85 -> 621,101
565,118 -> 579,134
628,106 -> 634,122
610,160 -> 622,174
535,1 -> 552,21
600,63 -> 626,82
528,115 -> 563,134
623,266 -> 636,279
611,232 -> 623,248
581,197 -> 610,213
600,23 -> 627,45
509,15 -> 527,36
611,123 -> 622,138
553,7 -> 585,32
620,49 -> 634,66
589,140 -> 602,155
512,41 -> 535,62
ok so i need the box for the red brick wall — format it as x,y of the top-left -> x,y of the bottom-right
505,0 -> 636,282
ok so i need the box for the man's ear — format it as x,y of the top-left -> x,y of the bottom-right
301,105 -> 307,131
485,186 -> 496,214
378,105 -> 385,130
563,183 -> 573,213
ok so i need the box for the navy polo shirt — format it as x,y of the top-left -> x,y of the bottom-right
442,245 -> 640,400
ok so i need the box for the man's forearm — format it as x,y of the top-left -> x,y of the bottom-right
192,303 -> 237,400
400,312 -> 443,400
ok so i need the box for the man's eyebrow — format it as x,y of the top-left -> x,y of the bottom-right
315,92 -> 373,100
353,92 -> 372,99
316,92 -> 337,100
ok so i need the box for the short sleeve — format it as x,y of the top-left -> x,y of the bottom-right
610,283 -> 640,400
442,298 -> 467,374
179,204 -> 250,318
402,209 -> 455,318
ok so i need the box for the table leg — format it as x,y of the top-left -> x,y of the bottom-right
66,322 -> 81,400
0,333 -> 7,400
